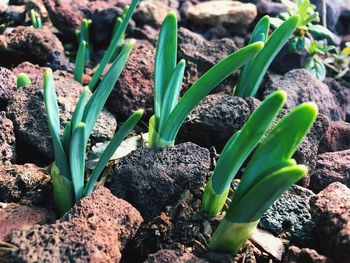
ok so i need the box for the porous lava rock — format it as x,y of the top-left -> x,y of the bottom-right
0,203 -> 54,241
5,186 -> 143,263
0,67 -> 16,110
310,150 -> 350,193
0,163 -> 52,206
282,246 -> 332,263
106,40 -> 154,120
0,111 -> 16,163
264,69 -> 344,121
319,121 -> 350,153
0,26 -> 70,70
187,1 -> 257,32
7,69 -> 117,164
310,182 -> 350,261
292,114 -> 329,187
134,0 -> 178,29
178,27 -> 239,91
259,185 -> 316,247
44,0 -> 130,46
109,142 -> 210,221
177,94 -> 256,151
144,249 -> 208,263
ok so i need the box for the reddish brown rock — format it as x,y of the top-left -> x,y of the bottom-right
0,26 -> 70,70
144,249 -> 208,263
310,182 -> 350,262
45,0 -> 130,46
282,246 -> 332,263
106,40 -> 154,120
319,121 -> 350,153
178,27 -> 239,92
0,67 -> 16,110
264,69 -> 344,121
0,111 -> 16,163
0,163 -> 51,207
310,150 -> 350,193
7,69 -> 116,164
5,186 -> 143,263
0,203 -> 54,241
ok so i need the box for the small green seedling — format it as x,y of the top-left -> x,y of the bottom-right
304,41 -> 334,80
16,73 -> 32,88
202,90 -> 318,254
29,9 -> 42,29
76,18 -> 92,62
323,43 -> 350,79
148,12 -> 264,148
234,15 -> 299,98
44,39 -> 143,215
74,40 -> 87,83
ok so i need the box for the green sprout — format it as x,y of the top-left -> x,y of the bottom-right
16,73 -> 32,88
234,15 -> 299,97
74,40 -> 87,83
44,38 -> 143,214
29,9 -> 42,29
148,12 -> 264,148
76,19 -> 92,62
323,43 -> 350,79
304,41 -> 334,80
202,90 -> 318,254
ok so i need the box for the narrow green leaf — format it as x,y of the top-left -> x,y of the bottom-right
89,0 -> 139,91
158,60 -> 185,134
82,40 -> 135,142
161,41 -> 265,142
43,69 -> 70,180
235,15 -> 270,95
232,102 -> 318,203
154,11 -> 178,123
74,40 -> 87,83
235,15 -> 299,97
69,122 -> 86,201
71,86 -> 90,130
62,120 -> 72,156
211,90 -> 287,195
226,165 -> 307,223
84,109 -> 144,195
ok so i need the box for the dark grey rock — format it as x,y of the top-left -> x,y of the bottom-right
109,142 -> 210,221
0,111 -> 16,164
177,94 -> 257,151
0,67 -> 16,110
259,184 -> 316,247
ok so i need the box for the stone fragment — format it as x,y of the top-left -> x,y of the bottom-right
6,187 -> 143,263
110,142 -> 210,221
0,67 -> 16,109
282,246 -> 332,263
0,111 -> 16,163
319,121 -> 350,153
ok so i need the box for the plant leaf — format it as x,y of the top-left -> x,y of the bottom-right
154,11 -> 178,125
235,15 -> 299,97
84,109 -> 144,195
69,122 -> 86,201
62,120 -> 72,156
71,86 -> 90,130
43,69 -> 70,180
160,41 -> 265,142
82,40 -> 135,142
88,0 -> 139,91
74,40 -> 87,83
226,165 -> 307,223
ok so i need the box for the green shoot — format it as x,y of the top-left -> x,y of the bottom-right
29,9 -> 42,29
149,12 -> 264,148
76,19 -> 92,62
16,73 -> 32,88
43,39 -> 143,214
202,91 -> 318,254
88,0 -> 140,91
74,40 -> 87,83
234,15 -> 299,97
